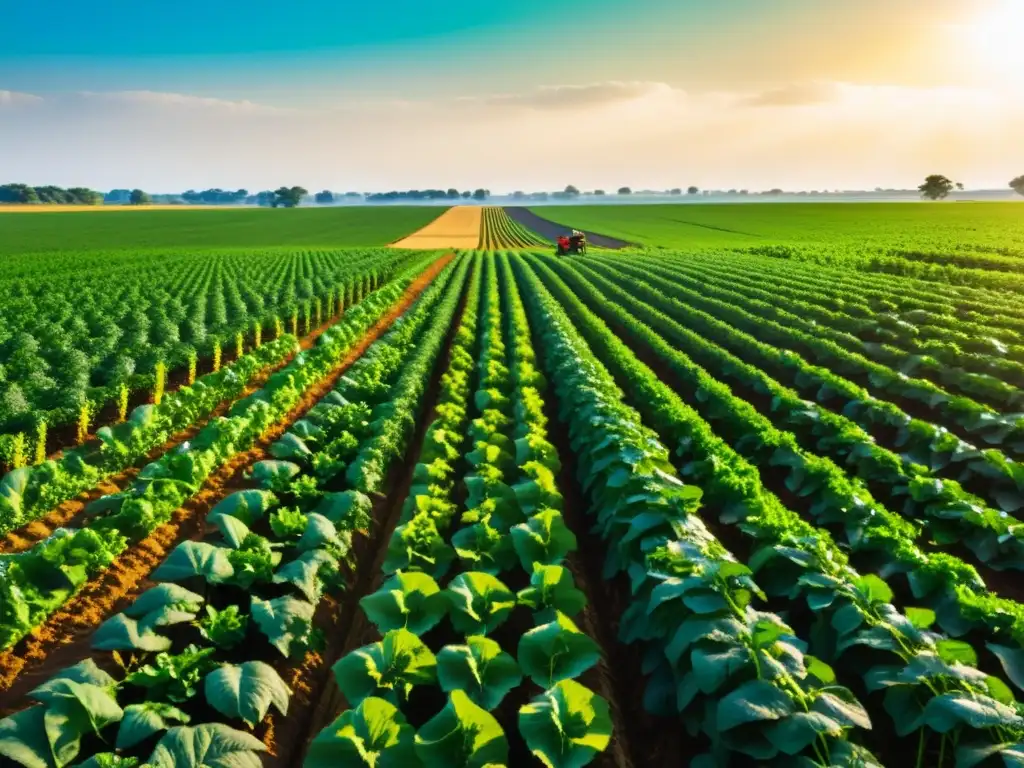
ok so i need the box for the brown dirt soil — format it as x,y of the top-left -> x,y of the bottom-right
0,255 -> 454,703
0,301 -> 363,555
390,206 -> 481,250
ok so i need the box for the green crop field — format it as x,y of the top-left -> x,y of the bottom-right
2,205 -> 1024,768
0,205 -> 446,254
532,201 -> 1024,261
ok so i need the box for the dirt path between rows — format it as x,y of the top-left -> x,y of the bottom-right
0,255 -> 455,705
0,293 -> 375,555
503,206 -> 632,249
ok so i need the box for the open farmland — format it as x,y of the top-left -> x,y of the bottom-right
0,206 -> 445,255
2,203 -> 1024,768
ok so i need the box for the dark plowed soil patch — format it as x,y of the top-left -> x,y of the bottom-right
503,207 -> 632,249
0,303 -> 361,554
0,256 -> 454,705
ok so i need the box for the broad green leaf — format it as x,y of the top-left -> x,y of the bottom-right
248,460 -> 300,488
518,680 -> 612,768
436,637 -> 522,711
517,613 -> 600,689
151,541 -> 234,584
856,574 -> 894,605
0,707 -> 53,768
765,712 -> 843,756
298,513 -> 340,552
445,572 -> 516,636
810,687 -> 872,730
510,509 -> 577,570
414,690 -> 508,768
92,615 -> 172,652
251,595 -> 315,657
39,680 -> 123,766
204,661 -> 291,728
116,703 -> 190,750
305,697 -> 419,768
333,629 -> 437,706
360,572 -> 447,635
920,692 -> 1023,733
987,643 -> 1024,692
904,607 -> 936,630
936,639 -> 978,667
31,660 -> 116,697
273,549 -> 336,602
207,513 -> 251,549
124,584 -> 204,622
209,489 -> 278,525
146,724 -> 267,768
717,679 -> 796,732
316,491 -> 372,530
516,564 -> 586,618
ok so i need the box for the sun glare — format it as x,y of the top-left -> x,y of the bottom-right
964,0 -> 1024,85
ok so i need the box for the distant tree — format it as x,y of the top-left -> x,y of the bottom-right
739,189 -> 749,195
0,184 -> 40,203
314,190 -> 335,204
564,185 -> 580,196
687,186 -> 699,195
617,187 -> 632,195
512,191 -> 526,199
918,174 -> 958,200
273,186 -> 308,208
129,189 -> 151,205
345,192 -> 362,198
768,188 -> 784,195
1012,176 -> 1024,197
446,188 -> 460,199
594,189 -> 606,196
472,188 -> 488,200
461,190 -> 472,199
669,188 -> 682,195
254,190 -> 276,207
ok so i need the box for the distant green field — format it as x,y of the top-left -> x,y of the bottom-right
531,202 -> 1024,256
0,206 -> 446,254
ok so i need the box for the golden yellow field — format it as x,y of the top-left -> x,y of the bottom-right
389,205 -> 482,248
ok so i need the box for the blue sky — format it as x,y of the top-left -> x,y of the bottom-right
1,0 -> 1021,192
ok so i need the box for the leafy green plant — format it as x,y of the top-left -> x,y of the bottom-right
124,644 -> 217,703
333,629 -> 437,706
519,679 -> 612,768
414,690 -> 508,767
204,661 -> 291,728
305,697 -> 419,768
436,636 -> 522,711
360,571 -> 448,635
251,594 -> 315,657
197,605 -> 248,649
517,564 -> 586,618
444,572 -> 516,636
517,612 -> 600,689
116,703 -> 190,750
269,506 -> 309,540
146,724 -> 266,768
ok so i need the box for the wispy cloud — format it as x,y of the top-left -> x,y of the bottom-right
0,90 -> 43,107
457,81 -> 682,111
740,81 -> 840,107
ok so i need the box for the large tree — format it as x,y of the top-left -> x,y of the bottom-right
688,186 -> 699,195
617,186 -> 632,195
1011,176 -> 1024,197
314,190 -> 335,204
129,189 -> 151,205
918,174 -> 959,200
564,185 -> 580,196
273,186 -> 308,208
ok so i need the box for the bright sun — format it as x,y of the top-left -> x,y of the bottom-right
963,0 -> 1024,84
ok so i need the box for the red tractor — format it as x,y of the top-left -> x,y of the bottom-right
555,231 -> 587,256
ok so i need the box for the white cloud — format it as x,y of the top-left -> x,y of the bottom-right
0,81 -> 1021,192
0,90 -> 44,108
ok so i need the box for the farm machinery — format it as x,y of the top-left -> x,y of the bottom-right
556,230 -> 587,256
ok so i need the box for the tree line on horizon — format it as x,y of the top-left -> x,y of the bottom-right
3,177 -> 1024,207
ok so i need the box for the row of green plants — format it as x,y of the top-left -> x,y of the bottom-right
656,252 -> 1024,399
617,254 -> 1024,450
673,252 -> 1024,379
720,249 -> 1024,342
0,335 -> 299,537
479,208 -> 549,250
533,253 -> 1024,649
595,252 -> 1024,514
0,248 -> 413,441
576,255 -> 1024,563
0,255 -> 468,768
515,253 -> 1024,767
0,254 -> 440,653
310,252 -> 614,767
